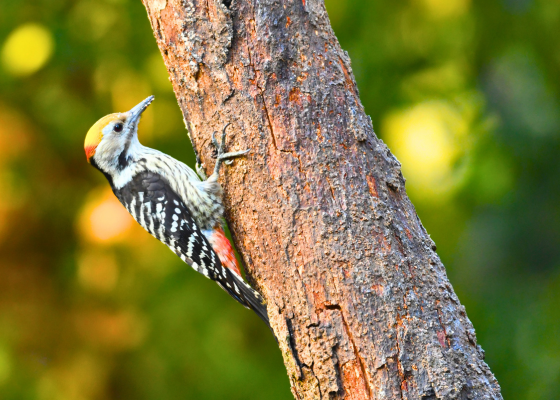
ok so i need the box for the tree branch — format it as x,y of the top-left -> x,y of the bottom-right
141,0 -> 503,398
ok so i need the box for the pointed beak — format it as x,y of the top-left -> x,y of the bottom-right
126,95 -> 154,127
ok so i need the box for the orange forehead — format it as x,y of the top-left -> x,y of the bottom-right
84,113 -> 124,161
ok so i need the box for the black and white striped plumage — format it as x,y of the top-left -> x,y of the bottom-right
84,96 -> 269,326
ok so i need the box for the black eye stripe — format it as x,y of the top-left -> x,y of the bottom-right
114,123 -> 124,132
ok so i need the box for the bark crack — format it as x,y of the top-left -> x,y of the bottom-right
325,176 -> 336,200
286,316 -> 304,377
393,329 -> 406,400
436,300 -> 451,348
244,17 -> 304,177
308,362 -> 323,398
325,304 -> 372,399
244,20 -> 278,152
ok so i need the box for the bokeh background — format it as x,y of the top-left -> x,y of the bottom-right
0,0 -> 558,398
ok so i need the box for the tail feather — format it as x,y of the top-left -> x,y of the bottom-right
217,268 -> 270,328
205,227 -> 269,327
236,276 -> 270,327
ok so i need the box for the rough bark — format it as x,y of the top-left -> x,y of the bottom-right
141,0 -> 503,399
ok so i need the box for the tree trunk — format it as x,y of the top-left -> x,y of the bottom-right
141,0 -> 503,399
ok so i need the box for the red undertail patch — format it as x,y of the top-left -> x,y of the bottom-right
207,226 -> 242,277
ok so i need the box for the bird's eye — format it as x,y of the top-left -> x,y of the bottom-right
114,123 -> 124,133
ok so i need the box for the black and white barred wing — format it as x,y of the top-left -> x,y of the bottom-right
114,171 -> 268,324
116,171 -> 216,277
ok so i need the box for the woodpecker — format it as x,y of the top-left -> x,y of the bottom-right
84,96 -> 269,326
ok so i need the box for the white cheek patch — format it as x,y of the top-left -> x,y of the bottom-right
96,129 -> 127,167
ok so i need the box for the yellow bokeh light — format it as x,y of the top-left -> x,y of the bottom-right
415,0 -> 471,18
79,188 -> 134,243
383,101 -> 468,200
1,23 -> 54,76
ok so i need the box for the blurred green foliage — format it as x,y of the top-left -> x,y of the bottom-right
0,0 -> 558,398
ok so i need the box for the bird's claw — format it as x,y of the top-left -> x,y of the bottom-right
211,123 -> 250,175
220,122 -> 230,152
211,123 -> 231,158
211,123 -> 250,161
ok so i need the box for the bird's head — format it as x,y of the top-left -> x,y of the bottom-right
84,95 -> 154,170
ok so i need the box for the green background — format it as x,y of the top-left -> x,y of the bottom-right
0,0 -> 559,398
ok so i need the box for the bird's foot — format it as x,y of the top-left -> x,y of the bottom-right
211,123 -> 250,174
